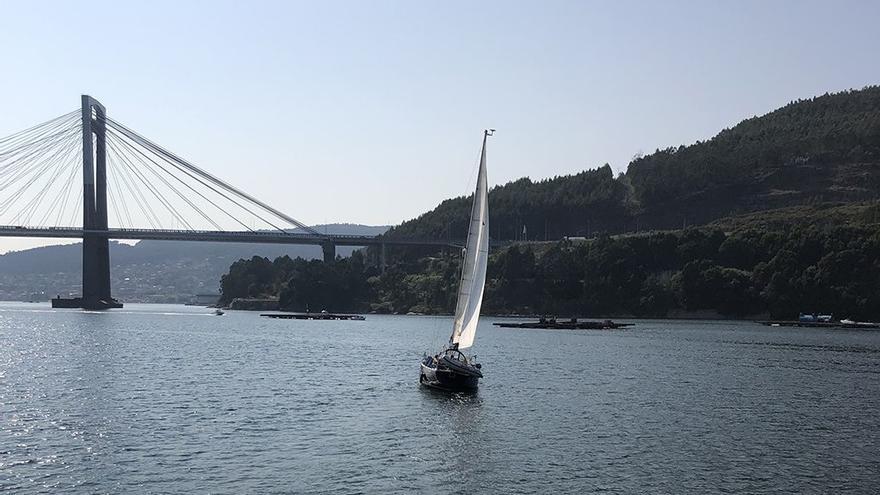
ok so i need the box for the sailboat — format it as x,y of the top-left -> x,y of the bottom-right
419,129 -> 492,392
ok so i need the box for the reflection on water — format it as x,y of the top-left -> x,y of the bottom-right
1,304 -> 879,493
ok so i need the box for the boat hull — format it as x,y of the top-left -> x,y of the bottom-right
420,357 -> 480,392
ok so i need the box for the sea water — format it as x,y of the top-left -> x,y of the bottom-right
1,303 -> 878,493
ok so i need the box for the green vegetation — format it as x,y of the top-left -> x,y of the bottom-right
220,208 -> 880,320
387,86 -> 880,241
389,165 -> 633,241
219,87 -> 880,320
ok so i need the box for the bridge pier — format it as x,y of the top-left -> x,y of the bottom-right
380,242 -> 387,273
321,241 -> 336,263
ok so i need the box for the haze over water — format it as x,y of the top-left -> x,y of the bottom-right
1,303 -> 879,493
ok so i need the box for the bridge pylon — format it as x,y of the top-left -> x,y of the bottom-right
78,96 -> 120,309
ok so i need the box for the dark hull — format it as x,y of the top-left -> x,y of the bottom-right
420,355 -> 481,392
51,297 -> 123,310
493,320 -> 632,330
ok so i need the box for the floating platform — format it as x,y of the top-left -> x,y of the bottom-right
759,320 -> 880,329
493,319 -> 633,330
260,312 -> 366,320
51,297 -> 123,310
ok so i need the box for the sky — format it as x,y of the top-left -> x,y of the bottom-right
0,0 -> 879,253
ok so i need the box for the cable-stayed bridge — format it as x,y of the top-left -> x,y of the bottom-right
0,96 -> 454,309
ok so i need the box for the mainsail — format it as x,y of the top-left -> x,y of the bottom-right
450,131 -> 491,349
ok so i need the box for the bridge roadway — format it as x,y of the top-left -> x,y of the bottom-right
0,225 -> 460,248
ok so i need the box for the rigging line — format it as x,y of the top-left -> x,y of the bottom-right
8,134 -> 82,225
106,152 -> 133,228
107,132 -> 199,231
0,125 -> 82,180
106,127 -> 246,232
106,136 -> 191,230
106,137 -> 163,229
0,129 -> 80,213
0,115 -> 80,160
107,140 -> 159,229
106,129 -> 225,231
35,144 -> 81,227
102,116 -> 323,236
0,109 -> 78,147
105,123 -> 290,234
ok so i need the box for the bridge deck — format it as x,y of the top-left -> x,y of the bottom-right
0,226 -> 459,247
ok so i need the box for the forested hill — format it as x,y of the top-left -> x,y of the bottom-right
388,86 -> 880,240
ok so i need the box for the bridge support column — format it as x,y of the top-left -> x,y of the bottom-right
380,242 -> 387,273
80,96 -> 120,310
321,241 -> 336,263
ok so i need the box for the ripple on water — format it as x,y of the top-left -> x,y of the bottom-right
1,305 -> 880,493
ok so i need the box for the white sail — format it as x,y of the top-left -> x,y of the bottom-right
450,131 -> 490,349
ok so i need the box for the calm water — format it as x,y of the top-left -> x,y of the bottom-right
1,303 -> 879,494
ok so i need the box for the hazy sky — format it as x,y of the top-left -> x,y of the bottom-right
1,0 -> 879,252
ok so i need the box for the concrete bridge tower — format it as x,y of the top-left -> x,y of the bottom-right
79,96 -> 119,309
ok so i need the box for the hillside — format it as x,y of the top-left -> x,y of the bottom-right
0,224 -> 388,302
221,215 -> 880,319
216,86 -> 880,320
387,86 -> 880,240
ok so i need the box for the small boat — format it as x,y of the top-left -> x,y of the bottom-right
214,309 -> 225,316
420,130 -> 492,392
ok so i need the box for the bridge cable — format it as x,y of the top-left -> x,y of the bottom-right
34,139 -> 82,227
107,129 -> 220,231
108,135 -> 197,230
106,126 -> 263,232
0,122 -> 80,187
106,141 -> 159,229
0,114 -> 80,163
105,119 -> 289,233
106,127 -> 229,231
9,132 -> 82,225
106,136 -> 191,230
0,110 -> 77,147
105,152 -> 134,228
108,131 -> 222,231
0,115 -> 78,171
0,125 -> 80,220
65,183 -> 83,228
102,116 -> 324,237
0,118 -> 80,172
46,148 -> 82,228
107,149 -> 158,229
